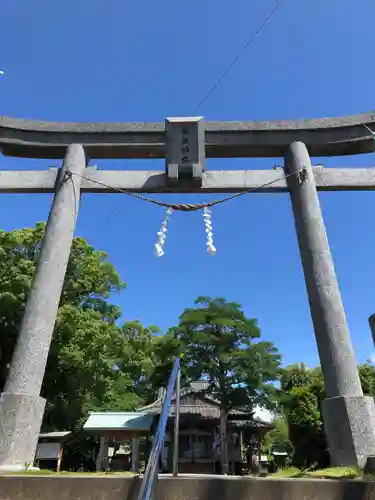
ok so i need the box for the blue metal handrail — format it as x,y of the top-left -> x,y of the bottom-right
137,357 -> 180,500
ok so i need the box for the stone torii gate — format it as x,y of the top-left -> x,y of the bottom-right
1,113 -> 375,471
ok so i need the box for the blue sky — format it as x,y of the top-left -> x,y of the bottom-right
1,0 -> 375,368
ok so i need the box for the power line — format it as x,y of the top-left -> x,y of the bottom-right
194,0 -> 287,113
101,0 -> 287,221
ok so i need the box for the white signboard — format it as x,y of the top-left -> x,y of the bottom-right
36,442 -> 61,460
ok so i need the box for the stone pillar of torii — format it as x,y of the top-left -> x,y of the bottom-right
0,114 -> 375,471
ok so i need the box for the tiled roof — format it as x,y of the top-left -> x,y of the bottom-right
156,381 -> 210,401
228,420 -> 269,429
139,381 -> 274,425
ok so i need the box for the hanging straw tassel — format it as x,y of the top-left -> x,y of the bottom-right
154,207 -> 173,257
203,206 -> 216,256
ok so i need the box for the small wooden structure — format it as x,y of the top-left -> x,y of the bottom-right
35,431 -> 71,472
83,412 -> 154,472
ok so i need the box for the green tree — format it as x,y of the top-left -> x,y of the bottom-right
358,362 -> 375,396
279,363 -> 314,392
285,386 -> 327,468
279,364 -> 327,468
279,362 -> 375,469
119,321 -> 163,401
262,417 -> 293,455
0,224 -> 158,469
147,330 -> 182,399
43,307 -> 144,432
168,296 -> 281,474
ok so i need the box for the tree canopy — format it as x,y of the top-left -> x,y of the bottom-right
278,362 -> 375,468
168,296 -> 281,410
165,296 -> 281,473
0,224 -> 160,469
262,417 -> 293,456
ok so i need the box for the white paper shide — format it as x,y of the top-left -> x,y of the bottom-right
203,206 -> 216,256
154,207 -> 173,257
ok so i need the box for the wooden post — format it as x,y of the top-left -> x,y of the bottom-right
132,437 -> 139,473
219,407 -> 229,475
96,436 -> 109,472
239,430 -> 243,476
56,447 -> 63,473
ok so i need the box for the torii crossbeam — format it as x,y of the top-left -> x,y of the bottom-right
2,166 -> 375,194
0,111 -> 375,158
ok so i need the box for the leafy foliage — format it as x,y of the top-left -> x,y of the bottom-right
119,321 -> 163,401
285,385 -> 328,468
279,364 -> 327,468
0,224 -> 158,469
167,296 -> 281,473
169,296 -> 281,410
262,417 -> 293,455
279,362 -> 375,468
358,362 -> 375,396
280,363 -> 314,392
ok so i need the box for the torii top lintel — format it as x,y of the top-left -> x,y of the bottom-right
0,111 -> 375,160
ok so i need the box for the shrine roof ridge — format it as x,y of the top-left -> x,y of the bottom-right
1,111 -> 375,159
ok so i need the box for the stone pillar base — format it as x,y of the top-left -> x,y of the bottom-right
0,393 -> 46,470
322,395 -> 375,468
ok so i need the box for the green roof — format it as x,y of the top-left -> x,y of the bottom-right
83,412 -> 153,432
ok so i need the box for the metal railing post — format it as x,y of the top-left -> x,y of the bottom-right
172,368 -> 181,477
137,358 -> 180,500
